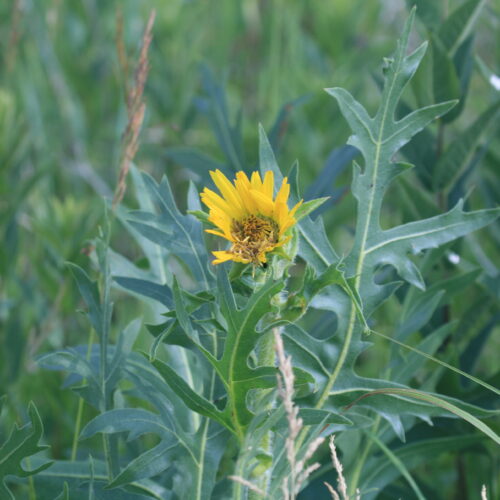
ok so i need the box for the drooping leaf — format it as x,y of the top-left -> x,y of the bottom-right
345,388 -> 500,444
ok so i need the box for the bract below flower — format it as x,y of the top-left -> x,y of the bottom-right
200,170 -> 302,265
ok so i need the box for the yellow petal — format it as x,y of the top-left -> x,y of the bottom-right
275,177 -> 290,205
250,171 -> 263,191
201,188 -> 233,216
212,251 -> 235,265
262,170 -> 274,198
205,229 -> 233,241
249,189 -> 274,217
235,172 -> 258,213
210,170 -> 245,218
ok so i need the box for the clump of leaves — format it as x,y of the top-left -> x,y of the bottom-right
22,6 -> 499,500
0,401 -> 52,499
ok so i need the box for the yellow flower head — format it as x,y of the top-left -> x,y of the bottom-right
201,170 -> 302,265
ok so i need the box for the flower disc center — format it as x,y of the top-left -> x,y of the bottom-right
230,215 -> 279,264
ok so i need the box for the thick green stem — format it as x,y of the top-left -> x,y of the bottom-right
257,328 -> 276,368
249,327 -> 278,499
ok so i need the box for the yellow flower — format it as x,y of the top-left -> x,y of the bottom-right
200,170 -> 302,265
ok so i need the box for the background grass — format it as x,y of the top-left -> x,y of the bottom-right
0,1 -> 499,498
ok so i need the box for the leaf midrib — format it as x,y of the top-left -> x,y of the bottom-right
226,284 -> 279,437
0,428 -> 32,469
314,47 -> 401,412
365,221 -> 467,255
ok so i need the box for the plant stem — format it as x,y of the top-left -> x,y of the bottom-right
98,228 -> 120,480
257,328 -> 276,368
249,327 -> 279,499
26,457 -> 36,500
71,328 -> 94,461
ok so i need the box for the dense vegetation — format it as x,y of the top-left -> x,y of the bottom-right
1,1 -> 499,499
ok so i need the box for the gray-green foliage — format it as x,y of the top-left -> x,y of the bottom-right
38,9 -> 498,500
3,3 -> 498,500
84,13 -> 499,499
0,403 -> 52,499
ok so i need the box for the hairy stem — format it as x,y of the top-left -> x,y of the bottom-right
249,327 -> 279,498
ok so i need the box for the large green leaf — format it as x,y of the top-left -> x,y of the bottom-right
0,403 -> 53,500
294,8 -> 499,446
213,273 -> 286,436
325,10 -> 498,314
362,200 -> 498,305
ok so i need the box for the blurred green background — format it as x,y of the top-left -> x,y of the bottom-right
0,0 -> 499,497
